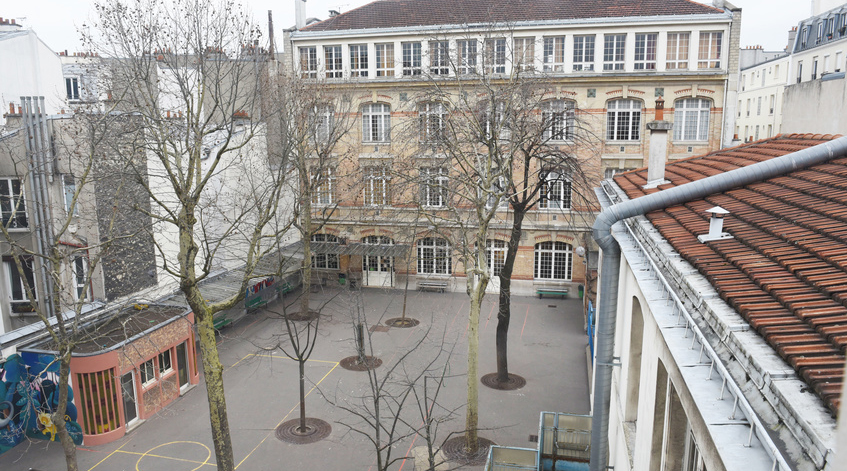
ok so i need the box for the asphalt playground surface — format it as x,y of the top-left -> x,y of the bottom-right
0,284 -> 591,471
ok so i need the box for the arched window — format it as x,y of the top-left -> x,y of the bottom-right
417,237 -> 451,275
673,98 -> 711,141
485,240 -> 507,277
542,100 -> 575,141
311,234 -> 339,269
362,103 -> 391,143
533,241 -> 572,280
419,102 -> 447,142
606,99 -> 641,141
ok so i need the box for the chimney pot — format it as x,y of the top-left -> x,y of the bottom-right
655,96 -> 665,121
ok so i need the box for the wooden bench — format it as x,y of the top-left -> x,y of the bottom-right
418,279 -> 449,293
537,288 -> 569,299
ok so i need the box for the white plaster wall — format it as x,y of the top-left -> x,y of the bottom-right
736,56 -> 789,140
0,31 -> 64,123
781,74 -> 847,134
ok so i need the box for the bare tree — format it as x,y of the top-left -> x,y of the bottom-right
89,1 -> 293,469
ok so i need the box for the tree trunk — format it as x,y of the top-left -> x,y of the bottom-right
196,312 -> 235,471
298,360 -> 307,432
54,355 -> 79,471
465,281 -> 484,454
496,208 -> 526,382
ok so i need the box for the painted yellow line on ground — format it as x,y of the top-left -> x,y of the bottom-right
132,441 -> 213,471
234,362 -> 340,470
87,438 -> 131,470
227,353 -> 339,371
114,449 -> 216,467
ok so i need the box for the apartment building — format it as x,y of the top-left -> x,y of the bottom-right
735,50 -> 789,141
283,0 -> 741,296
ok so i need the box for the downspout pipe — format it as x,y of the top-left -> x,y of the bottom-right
588,134 -> 847,471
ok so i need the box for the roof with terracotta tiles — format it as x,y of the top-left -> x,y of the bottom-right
614,134 -> 847,415
300,0 -> 725,32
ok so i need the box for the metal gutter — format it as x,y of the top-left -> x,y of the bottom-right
588,135 -> 847,471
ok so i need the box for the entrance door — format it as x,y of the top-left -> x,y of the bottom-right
363,236 -> 394,287
176,342 -> 189,391
486,240 -> 506,293
120,372 -> 138,425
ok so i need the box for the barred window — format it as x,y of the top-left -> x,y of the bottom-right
606,99 -> 641,141
534,241 -> 572,280
673,98 -> 710,141
417,237 -> 451,275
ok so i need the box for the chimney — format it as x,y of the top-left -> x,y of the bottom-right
713,0 -> 725,9
295,0 -> 307,29
643,97 -> 673,189
698,206 -> 733,242
329,9 -> 340,17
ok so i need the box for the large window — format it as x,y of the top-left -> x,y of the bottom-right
542,100 -> 574,141
376,43 -> 394,77
634,33 -> 657,70
419,102 -> 447,142
673,98 -> 711,141
458,39 -> 478,75
697,32 -> 722,69
402,42 -> 422,76
325,45 -> 343,78
573,35 -> 595,71
603,34 -> 626,71
485,240 -> 507,277
484,38 -> 507,74
513,37 -> 535,71
429,41 -> 450,75
420,167 -> 448,207
4,256 -> 36,312
362,103 -> 391,143
299,46 -> 317,78
666,32 -> 690,70
539,169 -> 572,210
417,237 -> 451,275
363,166 -> 391,206
350,44 -> 368,78
311,234 -> 339,269
543,36 -> 565,72
606,99 -> 641,141
534,241 -> 572,280
312,104 -> 334,143
1,178 -> 27,229
311,167 -> 335,205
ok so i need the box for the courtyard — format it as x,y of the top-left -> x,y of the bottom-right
0,284 -> 590,471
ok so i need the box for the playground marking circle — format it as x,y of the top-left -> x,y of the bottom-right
135,440 -> 212,471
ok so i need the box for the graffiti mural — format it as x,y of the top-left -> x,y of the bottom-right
0,354 -> 83,455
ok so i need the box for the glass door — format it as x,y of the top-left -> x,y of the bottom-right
120,372 -> 138,425
176,342 -> 189,390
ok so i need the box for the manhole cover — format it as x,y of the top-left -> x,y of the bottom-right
481,373 -> 527,390
285,310 -> 320,321
339,355 -> 383,371
385,317 -> 420,328
442,436 -> 495,465
275,418 -> 331,444
369,324 -> 390,332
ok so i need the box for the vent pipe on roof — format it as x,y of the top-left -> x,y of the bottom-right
295,0 -> 307,29
589,135 -> 847,471
698,206 -> 733,242
644,97 -> 672,189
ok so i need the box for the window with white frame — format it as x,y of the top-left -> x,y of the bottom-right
1,178 -> 27,229
606,99 -> 641,141
573,35 -> 595,71
63,174 -> 78,216
604,167 -> 635,179
311,167 -> 335,205
299,46 -> 317,78
757,96 -> 762,115
312,104 -> 334,143
402,42 -> 422,75
419,102 -> 447,142
484,175 -> 507,209
542,100 -> 574,141
140,358 -> 156,386
4,256 -> 36,312
634,33 -> 657,70
420,167 -> 448,207
797,61 -> 803,83
324,45 -> 343,78
311,234 -> 339,269
65,77 -> 80,100
603,34 -> 626,71
769,94 -> 775,114
417,237 -> 451,275
350,44 -> 368,78
697,32 -> 722,69
673,98 -> 711,142
746,98 -> 751,116
666,32 -> 690,69
458,39 -> 478,75
73,256 -> 89,301
362,103 -> 391,143
539,169 -> 572,210
812,57 -> 818,79
513,37 -> 535,71
485,240 -> 507,277
543,36 -> 565,72
429,41 -> 450,75
481,101 -> 505,140
484,38 -> 507,74
158,350 -> 173,375
363,166 -> 391,206
534,241 -> 572,280
800,27 -> 809,48
376,43 -> 395,77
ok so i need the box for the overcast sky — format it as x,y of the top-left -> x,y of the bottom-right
3,0 -> 814,54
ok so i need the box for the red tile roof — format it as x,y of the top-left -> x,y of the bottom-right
614,134 -> 847,415
300,0 -> 724,32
